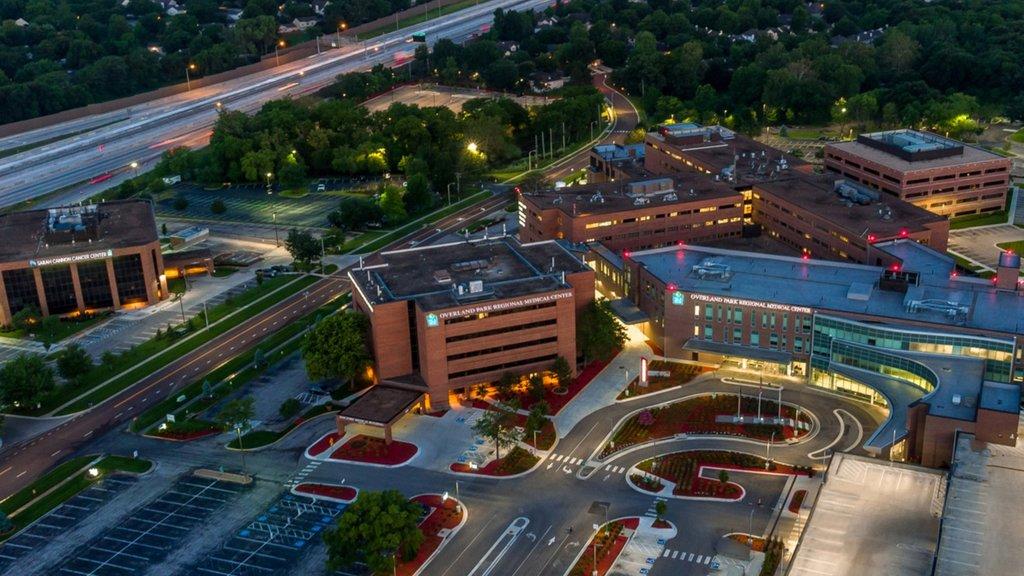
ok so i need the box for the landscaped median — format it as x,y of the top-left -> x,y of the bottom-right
565,517 -> 640,576
0,454 -> 152,542
306,432 -> 420,467
616,361 -> 713,400
396,494 -> 467,576
132,297 -> 348,438
599,393 -> 814,459
50,274 -> 319,416
449,446 -> 539,476
627,450 -> 815,500
292,482 -> 358,504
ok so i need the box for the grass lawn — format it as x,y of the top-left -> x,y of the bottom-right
340,191 -> 490,254
951,253 -> 986,273
212,267 -> 238,278
0,312 -> 110,344
0,454 -> 152,542
997,240 -> 1024,255
279,188 -> 308,199
1010,128 -> 1024,144
49,275 -> 317,415
227,403 -> 336,449
359,0 -> 478,39
321,263 -> 338,274
949,210 -> 1010,229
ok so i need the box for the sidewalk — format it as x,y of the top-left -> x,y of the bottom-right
609,517 -> 677,574
553,325 -> 652,435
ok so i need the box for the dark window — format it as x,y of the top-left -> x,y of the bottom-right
446,319 -> 558,343
77,261 -> 113,309
41,265 -> 78,314
443,301 -> 557,325
113,254 -> 148,305
447,336 -> 558,361
448,354 -> 558,379
3,268 -> 40,316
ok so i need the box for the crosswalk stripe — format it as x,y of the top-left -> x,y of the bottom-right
704,556 -> 711,565
662,549 -> 670,557
553,454 -> 564,462
644,512 -> 657,517
605,465 -> 613,471
688,553 -> 694,562
671,550 -> 679,559
696,555 -> 703,563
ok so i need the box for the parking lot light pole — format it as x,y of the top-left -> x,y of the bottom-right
446,183 -> 453,205
273,212 -> 279,246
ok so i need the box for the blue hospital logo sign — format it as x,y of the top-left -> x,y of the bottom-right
671,291 -> 685,306
426,313 -> 439,327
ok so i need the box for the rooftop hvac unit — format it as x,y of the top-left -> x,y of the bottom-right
634,196 -> 651,206
469,280 -> 484,293
906,298 -> 969,318
692,258 -> 733,280
662,193 -> 678,202
590,193 -> 604,203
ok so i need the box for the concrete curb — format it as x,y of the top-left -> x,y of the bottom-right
409,494 -> 468,576
561,516 -> 641,576
623,464 -> 746,503
224,410 -> 338,452
290,483 -> 359,504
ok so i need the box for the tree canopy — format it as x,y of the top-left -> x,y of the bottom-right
577,300 -> 626,363
0,353 -> 55,409
323,490 -> 425,575
302,312 -> 372,385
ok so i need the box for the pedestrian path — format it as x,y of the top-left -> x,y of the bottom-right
548,453 -> 584,465
287,460 -> 323,488
660,549 -> 715,566
643,497 -> 666,519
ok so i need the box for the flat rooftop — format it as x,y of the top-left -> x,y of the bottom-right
338,385 -> 423,425
351,236 -> 589,312
647,126 -> 811,184
788,453 -> 945,576
754,173 -> 945,237
627,240 -> 1024,336
0,200 -> 158,264
592,143 -> 645,162
828,130 -> 1008,172
521,176 -> 740,216
934,429 -> 1024,576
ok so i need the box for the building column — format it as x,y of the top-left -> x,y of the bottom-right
69,264 -> 86,313
32,268 -> 49,316
336,415 -> 347,436
383,424 -> 393,445
106,259 -> 121,310
0,272 -> 10,328
139,249 -> 159,305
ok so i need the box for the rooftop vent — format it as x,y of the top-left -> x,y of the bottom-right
450,258 -> 490,273
662,192 -> 678,202
906,298 -> 969,318
433,270 -> 452,284
834,179 -> 879,205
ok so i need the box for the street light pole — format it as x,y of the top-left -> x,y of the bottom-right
455,172 -> 461,198
320,235 -> 325,274
185,64 -> 196,90
273,212 -> 279,246
446,183 -> 453,206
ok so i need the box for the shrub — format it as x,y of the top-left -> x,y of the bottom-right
637,410 -> 655,427
211,199 -> 226,214
279,398 -> 302,419
173,197 -> 188,210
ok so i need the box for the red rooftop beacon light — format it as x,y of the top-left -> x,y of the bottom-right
867,233 -> 877,243
899,228 -> 909,238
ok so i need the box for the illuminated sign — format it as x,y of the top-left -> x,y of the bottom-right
689,293 -> 812,315
671,291 -> 685,305
29,249 -> 113,268
426,313 -> 439,327
640,356 -> 648,387
436,291 -> 572,320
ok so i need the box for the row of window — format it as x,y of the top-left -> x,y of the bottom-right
445,319 -> 557,344
2,255 -> 149,316
447,336 -> 558,361
697,304 -> 811,333
448,353 -> 558,380
699,323 -> 807,352
443,301 -> 557,325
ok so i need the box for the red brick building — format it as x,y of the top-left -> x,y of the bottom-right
517,176 -> 744,252
824,130 -> 1012,217
349,237 -> 594,409
0,200 -> 169,326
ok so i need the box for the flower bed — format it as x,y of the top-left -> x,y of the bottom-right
567,517 -> 639,576
602,394 -> 811,457
450,446 -> 539,476
630,474 -> 664,493
728,533 -> 767,552
788,489 -> 807,513
396,494 -> 465,576
617,361 -> 712,399
497,350 -> 621,415
308,432 -> 343,457
294,483 -> 357,503
329,435 -> 418,466
634,451 -> 813,499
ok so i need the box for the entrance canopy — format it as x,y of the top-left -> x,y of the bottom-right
682,339 -> 793,365
338,385 -> 424,428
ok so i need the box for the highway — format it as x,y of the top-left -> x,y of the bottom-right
0,0 -> 551,209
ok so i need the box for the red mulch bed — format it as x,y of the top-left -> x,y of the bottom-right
330,435 -> 417,465
646,340 -> 665,357
638,451 -> 811,500
450,446 -> 539,476
567,517 -> 639,576
294,483 -> 357,502
652,519 -> 672,529
309,432 -> 343,457
396,494 -> 464,576
729,533 -> 767,552
789,490 -> 807,513
424,410 -> 448,418
604,394 -> 811,457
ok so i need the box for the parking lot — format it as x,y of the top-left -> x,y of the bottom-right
182,492 -> 347,576
157,183 -> 374,229
0,476 -> 138,572
55,474 -> 248,576
948,223 -> 1024,270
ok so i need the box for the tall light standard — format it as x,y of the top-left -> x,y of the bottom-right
446,182 -> 454,206
185,63 -> 196,90
337,21 -> 347,46
129,161 -> 139,178
272,211 -> 279,246
275,39 -> 285,66
455,172 -> 461,198
265,171 -> 273,194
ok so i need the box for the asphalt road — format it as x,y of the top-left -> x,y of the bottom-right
0,189 -> 510,500
0,0 -> 551,209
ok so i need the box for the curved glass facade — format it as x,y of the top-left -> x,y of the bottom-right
812,315 -> 1015,383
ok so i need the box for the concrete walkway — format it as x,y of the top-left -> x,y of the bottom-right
553,325 -> 652,436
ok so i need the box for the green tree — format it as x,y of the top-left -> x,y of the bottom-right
284,228 -> 320,265
654,500 -> 667,521
36,315 -> 61,350
524,401 -> 548,445
218,396 -> 255,469
551,356 -> 572,389
56,343 -> 94,385
471,401 -> 522,460
379,185 -> 407,224
403,173 -> 433,214
279,397 -> 302,419
495,372 -> 518,398
324,490 -> 425,575
0,353 -> 55,410
10,306 -> 41,331
527,373 -> 545,401
302,312 -> 372,386
718,469 -> 729,487
577,300 -> 626,363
